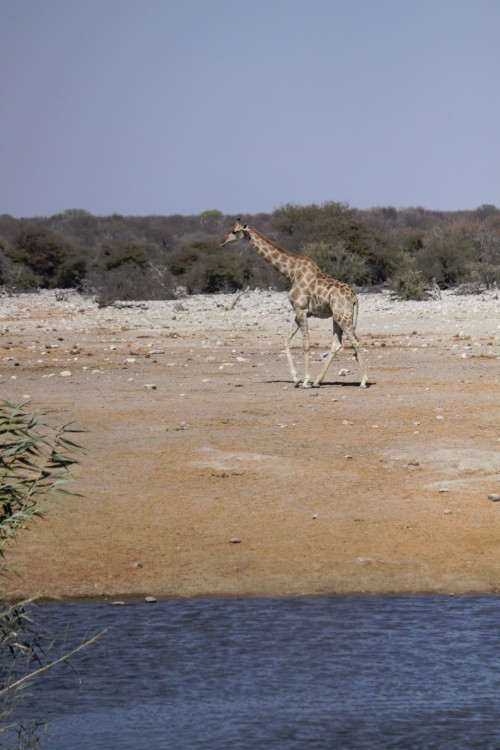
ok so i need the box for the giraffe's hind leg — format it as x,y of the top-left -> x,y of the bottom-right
313,322 -> 343,387
345,329 -> 368,388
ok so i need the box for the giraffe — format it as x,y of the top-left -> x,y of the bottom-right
219,219 -> 368,388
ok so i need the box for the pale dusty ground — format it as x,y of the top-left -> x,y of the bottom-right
1,288 -> 499,600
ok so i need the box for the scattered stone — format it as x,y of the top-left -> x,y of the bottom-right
110,600 -> 125,606
407,460 -> 420,466
130,561 -> 143,569
344,454 -> 353,460
144,383 -> 157,390
144,596 -> 157,603
60,370 -> 72,377
229,537 -> 241,544
488,493 -> 500,502
338,368 -> 350,377
312,514 -> 320,519
178,421 -> 191,430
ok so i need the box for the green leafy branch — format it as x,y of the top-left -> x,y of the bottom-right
0,400 -> 86,570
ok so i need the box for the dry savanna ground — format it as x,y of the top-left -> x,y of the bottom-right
1,288 -> 499,600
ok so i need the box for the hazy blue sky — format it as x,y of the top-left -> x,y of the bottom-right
1,0 -> 499,217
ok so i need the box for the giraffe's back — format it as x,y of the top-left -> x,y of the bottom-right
290,263 -> 357,322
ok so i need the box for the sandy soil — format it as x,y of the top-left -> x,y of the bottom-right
1,288 -> 499,600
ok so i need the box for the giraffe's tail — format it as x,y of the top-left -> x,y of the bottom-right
352,296 -> 359,332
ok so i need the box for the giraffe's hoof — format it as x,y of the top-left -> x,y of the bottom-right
293,380 -> 301,388
300,381 -> 312,389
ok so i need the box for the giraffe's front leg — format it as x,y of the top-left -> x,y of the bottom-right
283,319 -> 301,386
297,311 -> 312,388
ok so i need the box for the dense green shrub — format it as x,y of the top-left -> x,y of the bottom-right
416,226 -> 474,286
304,240 -> 371,286
197,256 -> 242,293
389,257 -> 425,300
57,257 -> 88,289
167,246 -> 202,277
272,202 -> 371,256
102,245 -> 149,272
0,205 -> 498,297
8,228 -> 78,288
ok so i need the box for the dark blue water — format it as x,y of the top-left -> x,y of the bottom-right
11,596 -> 500,749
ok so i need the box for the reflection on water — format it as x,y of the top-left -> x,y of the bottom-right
14,596 -> 500,749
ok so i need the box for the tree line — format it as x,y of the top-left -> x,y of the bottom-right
0,203 -> 498,302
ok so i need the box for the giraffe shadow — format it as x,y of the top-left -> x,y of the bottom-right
318,380 -> 373,388
319,380 -> 373,388
263,379 -> 374,388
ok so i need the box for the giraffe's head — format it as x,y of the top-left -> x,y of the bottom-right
219,219 -> 250,247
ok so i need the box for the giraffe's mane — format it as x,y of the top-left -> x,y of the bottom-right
249,225 -> 304,260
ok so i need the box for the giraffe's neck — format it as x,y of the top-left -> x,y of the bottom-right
247,227 -> 299,280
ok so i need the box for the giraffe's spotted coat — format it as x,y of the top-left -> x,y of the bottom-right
219,220 -> 368,388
